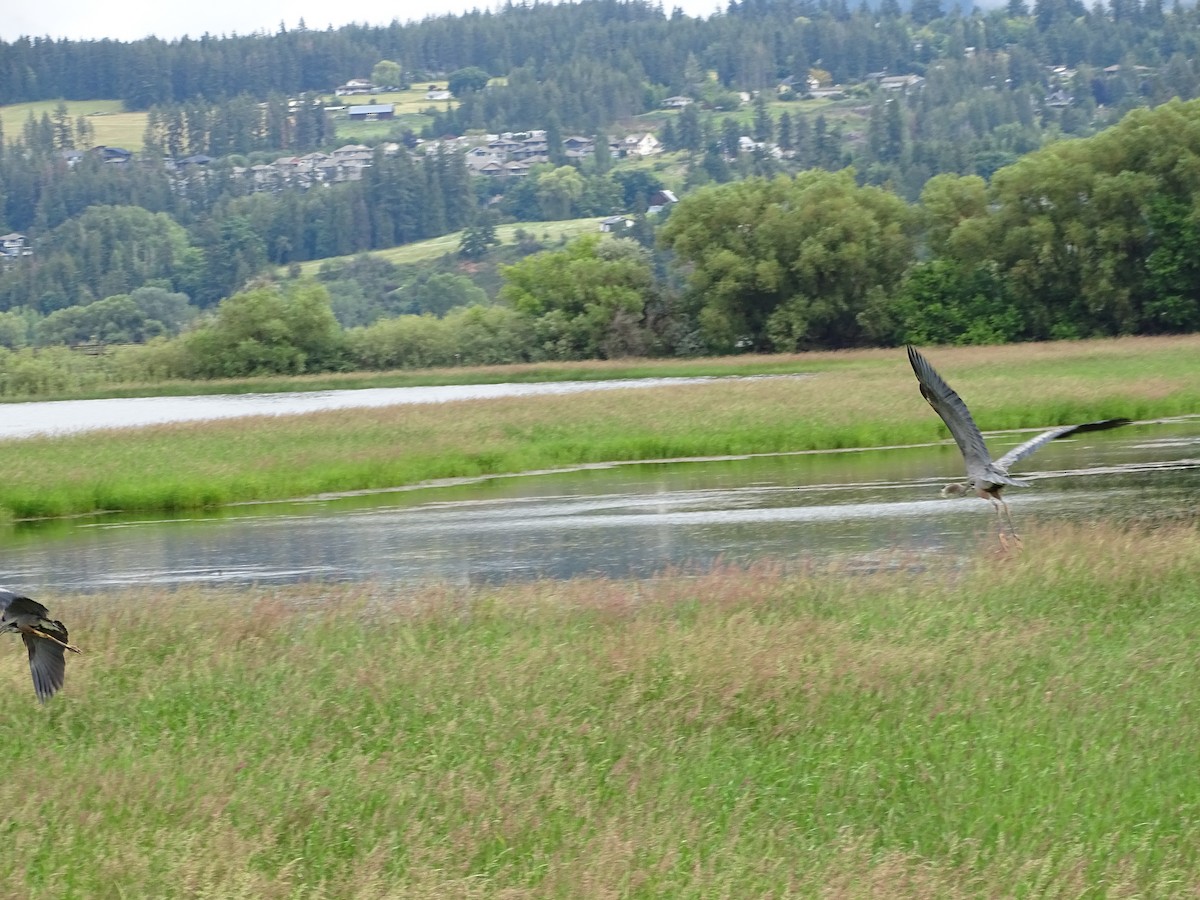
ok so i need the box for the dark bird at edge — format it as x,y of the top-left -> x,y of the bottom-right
906,345 -> 1131,547
0,589 -> 81,703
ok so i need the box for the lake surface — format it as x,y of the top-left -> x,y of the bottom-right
0,412 -> 1195,594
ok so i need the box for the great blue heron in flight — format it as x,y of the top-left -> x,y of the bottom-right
0,589 -> 81,702
907,345 -> 1130,546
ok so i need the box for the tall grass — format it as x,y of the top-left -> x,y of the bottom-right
3,522 -> 1198,896
2,336 -> 1198,519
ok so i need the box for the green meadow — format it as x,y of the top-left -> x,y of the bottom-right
0,82 -> 457,150
0,98 -> 147,148
289,216 -> 609,275
1,336 -> 1197,520
2,521 -> 1199,896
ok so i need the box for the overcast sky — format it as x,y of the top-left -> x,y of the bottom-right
1,0 -> 722,43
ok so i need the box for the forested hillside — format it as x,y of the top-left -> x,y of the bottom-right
0,0 -> 1197,382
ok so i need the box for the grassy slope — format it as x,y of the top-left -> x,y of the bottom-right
0,98 -> 147,148
3,522 -> 1198,896
289,216 -> 608,275
0,82 -> 457,150
1,336 -> 1197,519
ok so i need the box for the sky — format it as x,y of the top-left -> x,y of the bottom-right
0,0 -> 722,43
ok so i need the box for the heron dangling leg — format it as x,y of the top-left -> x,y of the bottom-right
987,497 -> 1007,550
1000,497 -> 1023,548
988,495 -> 1022,551
26,626 -> 82,654
987,496 -> 1020,552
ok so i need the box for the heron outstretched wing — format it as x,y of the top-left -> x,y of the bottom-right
1,588 -> 77,703
0,590 -> 52,620
993,418 -> 1132,473
22,634 -> 67,703
906,345 -> 993,480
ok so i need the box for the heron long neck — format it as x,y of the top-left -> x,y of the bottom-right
940,482 -> 970,498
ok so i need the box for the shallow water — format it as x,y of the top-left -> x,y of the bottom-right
1,417 -> 1195,594
0,376 -> 750,440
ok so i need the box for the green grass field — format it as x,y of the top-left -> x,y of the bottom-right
339,83 -> 457,116
291,217 -> 612,274
0,98 -> 147,148
0,83 -> 459,151
330,83 -> 455,142
1,336 -> 1197,520
3,521 -> 1198,895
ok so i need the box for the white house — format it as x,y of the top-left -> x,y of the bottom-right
622,133 -> 662,156
599,216 -> 633,232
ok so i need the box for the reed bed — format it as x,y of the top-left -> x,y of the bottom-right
2,336 -> 1198,520
1,521 -> 1197,896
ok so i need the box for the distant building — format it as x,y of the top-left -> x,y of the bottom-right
93,145 -> 132,163
346,104 -> 395,121
647,190 -> 678,214
0,233 -> 31,259
878,74 -> 925,92
599,215 -> 633,232
335,79 -> 375,96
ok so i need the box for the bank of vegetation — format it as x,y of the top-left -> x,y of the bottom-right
3,0 -> 1200,373
3,93 -> 1200,393
2,336 -> 1196,520
3,521 -> 1198,895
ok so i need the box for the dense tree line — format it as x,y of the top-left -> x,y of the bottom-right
2,0 -> 1200,367
4,94 -> 1200,362
3,0 -> 1198,123
3,95 -> 1194,382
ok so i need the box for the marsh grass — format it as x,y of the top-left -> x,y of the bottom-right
3,522 -> 1199,896
2,336 -> 1198,519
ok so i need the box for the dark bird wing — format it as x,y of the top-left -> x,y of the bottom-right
22,632 -> 67,703
1,588 -> 75,702
993,418 -> 1132,473
0,589 -> 51,620
907,345 -> 994,481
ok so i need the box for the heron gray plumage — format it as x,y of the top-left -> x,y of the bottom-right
0,589 -> 81,703
906,345 -> 1130,545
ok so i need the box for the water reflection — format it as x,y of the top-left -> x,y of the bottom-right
1,419 -> 1195,593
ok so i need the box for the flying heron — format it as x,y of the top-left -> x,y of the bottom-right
906,345 -> 1130,546
0,589 -> 81,703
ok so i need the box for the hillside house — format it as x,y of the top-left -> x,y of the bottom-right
563,136 -> 594,153
647,189 -> 678,214
93,145 -> 133,164
0,233 -> 31,259
878,74 -> 924,91
663,95 -> 693,108
347,104 -> 395,121
333,144 -> 373,161
599,216 -> 633,232
470,159 -> 506,176
335,79 -> 375,96
620,133 -> 662,156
